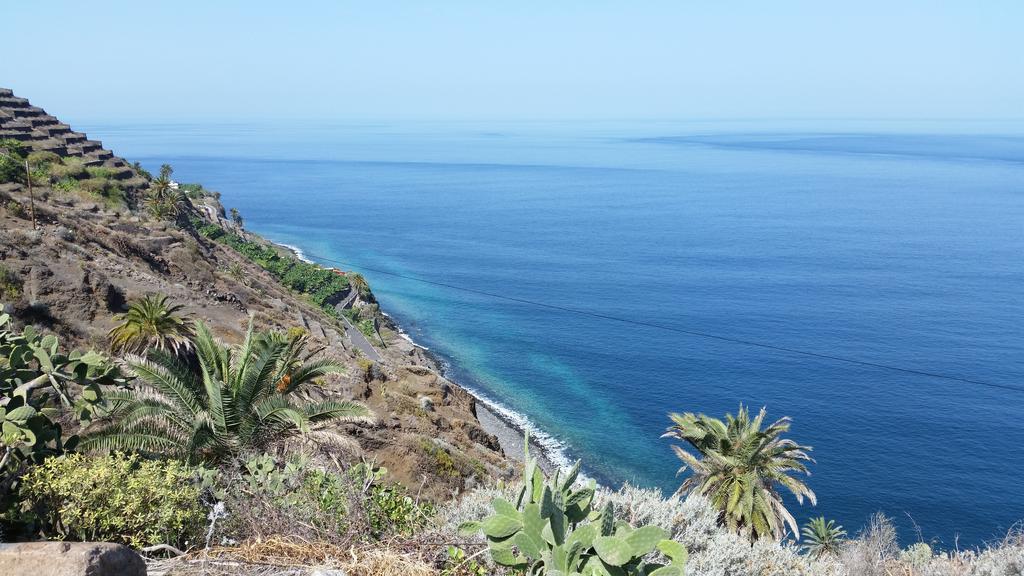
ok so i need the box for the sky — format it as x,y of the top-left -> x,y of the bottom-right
2,1 -> 1022,122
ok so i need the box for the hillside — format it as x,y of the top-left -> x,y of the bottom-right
0,87 -> 511,501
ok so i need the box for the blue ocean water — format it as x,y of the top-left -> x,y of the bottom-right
89,120 -> 1024,547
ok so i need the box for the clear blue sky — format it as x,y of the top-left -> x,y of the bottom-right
3,1 -> 1021,121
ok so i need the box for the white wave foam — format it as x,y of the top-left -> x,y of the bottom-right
460,383 -> 577,474
271,240 -> 578,477
275,242 -> 315,264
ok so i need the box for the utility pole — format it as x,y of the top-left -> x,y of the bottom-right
0,148 -> 36,230
24,157 -> 36,230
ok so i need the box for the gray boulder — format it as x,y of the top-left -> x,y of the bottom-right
0,542 -> 146,576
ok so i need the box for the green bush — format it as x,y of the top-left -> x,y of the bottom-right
17,453 -> 205,548
197,225 -> 350,310
0,266 -> 21,300
209,454 -> 433,542
349,461 -> 436,538
0,139 -> 25,183
48,157 -> 87,181
54,178 -> 78,193
85,166 -> 115,179
4,200 -> 26,219
26,151 -> 60,168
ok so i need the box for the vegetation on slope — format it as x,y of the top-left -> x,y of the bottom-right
191,215 -> 352,311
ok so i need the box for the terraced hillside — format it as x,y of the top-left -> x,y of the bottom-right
0,87 -> 147,196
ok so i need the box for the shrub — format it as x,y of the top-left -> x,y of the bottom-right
26,151 -> 60,168
213,453 -> 351,542
85,166 -> 115,179
82,321 -> 370,463
5,200 -> 26,219
0,265 -> 22,300
0,139 -> 25,183
78,177 -> 107,194
48,157 -> 87,181
209,454 -> 435,544
350,460 -> 437,538
17,453 -> 205,548
54,177 -> 78,193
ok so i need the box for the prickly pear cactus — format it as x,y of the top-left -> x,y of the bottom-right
0,311 -> 128,475
466,437 -> 688,575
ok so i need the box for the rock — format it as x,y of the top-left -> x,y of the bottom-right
0,541 -> 146,576
467,423 -> 501,451
54,226 -> 75,241
418,395 -> 435,412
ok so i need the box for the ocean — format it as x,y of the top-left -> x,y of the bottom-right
88,119 -> 1024,547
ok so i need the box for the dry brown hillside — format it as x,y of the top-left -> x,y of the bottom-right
0,88 -> 512,501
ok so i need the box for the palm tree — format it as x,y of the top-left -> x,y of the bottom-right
151,164 -> 173,200
801,517 -> 847,558
662,405 -> 816,541
108,294 -> 194,356
83,321 -> 373,462
145,164 -> 187,220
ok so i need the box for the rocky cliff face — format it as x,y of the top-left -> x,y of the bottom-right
0,87 -> 512,500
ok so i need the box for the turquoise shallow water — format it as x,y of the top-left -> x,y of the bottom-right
89,120 -> 1024,547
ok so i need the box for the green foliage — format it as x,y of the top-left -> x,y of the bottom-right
420,438 -> 460,478
146,164 -> 186,219
48,157 -> 87,181
442,545 -> 488,576
85,166 -> 116,179
0,311 -> 128,477
0,266 -> 22,300
179,183 -> 205,197
467,451 -> 687,575
54,177 -> 78,193
78,177 -> 126,208
349,460 -> 436,537
193,222 -> 351,311
17,453 -> 204,548
801,516 -> 847,558
900,542 -> 934,567
665,404 -> 815,541
4,200 -> 26,219
0,139 -> 25,183
26,151 -> 60,168
108,294 -> 195,356
82,321 -> 372,463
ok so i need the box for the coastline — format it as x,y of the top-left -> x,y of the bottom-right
272,240 -> 567,475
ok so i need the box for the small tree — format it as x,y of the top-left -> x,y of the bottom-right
83,321 -> 374,462
229,207 -> 244,227
802,516 -> 847,558
663,405 -> 815,541
108,294 -> 194,356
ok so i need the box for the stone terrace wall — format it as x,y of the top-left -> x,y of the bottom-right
0,87 -> 147,193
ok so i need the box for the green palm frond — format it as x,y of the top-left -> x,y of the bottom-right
801,516 -> 847,558
665,404 -> 815,542
108,294 -> 194,356
85,317 -> 373,463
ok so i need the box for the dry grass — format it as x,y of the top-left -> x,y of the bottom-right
149,537 -> 438,576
